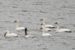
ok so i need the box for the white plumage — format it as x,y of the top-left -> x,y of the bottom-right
41,25 -> 52,31
56,28 -> 71,32
4,30 -> 18,37
42,33 -> 52,36
40,18 -> 55,31
14,19 -> 25,31
16,27 -> 25,30
44,24 -> 55,28
53,22 -> 72,33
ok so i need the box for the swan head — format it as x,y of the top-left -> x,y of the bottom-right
40,18 -> 45,23
14,19 -> 20,28
4,30 -> 9,37
14,19 -> 19,23
40,18 -> 45,25
5,30 -> 10,33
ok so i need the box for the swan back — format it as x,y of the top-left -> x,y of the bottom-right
16,27 -> 25,30
42,33 -> 52,36
40,18 -> 56,29
56,28 -> 71,32
4,30 -> 18,37
6,33 -> 18,37
14,19 -> 25,30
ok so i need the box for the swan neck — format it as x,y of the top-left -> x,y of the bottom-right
42,27 -> 45,34
16,21 -> 19,28
6,30 -> 10,34
56,25 -> 60,30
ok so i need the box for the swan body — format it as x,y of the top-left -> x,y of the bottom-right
44,25 -> 55,28
40,18 -> 55,31
41,25 -> 52,31
5,33 -> 18,37
56,28 -> 71,32
4,30 -> 18,37
42,33 -> 52,36
14,19 -> 25,31
25,35 -> 30,37
25,35 -> 33,38
16,27 -> 25,30
44,27 -> 52,31
41,25 -> 52,36
54,22 -> 72,33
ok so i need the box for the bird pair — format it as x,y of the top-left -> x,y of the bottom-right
4,19 -> 28,37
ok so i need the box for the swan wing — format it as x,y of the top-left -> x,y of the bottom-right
56,29 -> 71,32
42,33 -> 52,36
45,25 -> 55,28
45,28 -> 51,31
45,25 -> 54,27
6,33 -> 18,37
16,27 -> 25,30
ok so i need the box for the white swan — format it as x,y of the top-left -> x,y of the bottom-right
56,28 -> 72,33
41,26 -> 52,36
44,24 -> 56,28
40,18 -> 55,31
4,30 -> 18,37
16,27 -> 25,30
14,19 -> 25,30
40,18 -> 56,28
41,26 -> 52,31
54,22 -> 72,33
42,32 -> 52,36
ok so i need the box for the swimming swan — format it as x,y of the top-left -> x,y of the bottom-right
44,25 -> 56,28
42,32 -> 52,36
14,19 -> 25,30
40,18 -> 55,31
40,19 -> 55,28
42,27 -> 52,36
4,30 -> 18,37
41,26 -> 52,31
56,27 -> 72,33
54,22 -> 72,33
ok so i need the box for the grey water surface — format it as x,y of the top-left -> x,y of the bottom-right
0,0 -> 75,50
